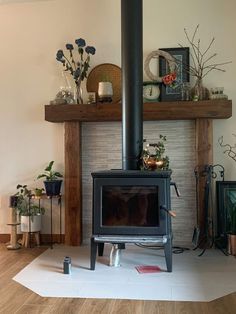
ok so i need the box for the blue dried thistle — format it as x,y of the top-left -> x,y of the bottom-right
75,38 -> 86,47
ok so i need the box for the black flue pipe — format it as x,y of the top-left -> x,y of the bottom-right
121,0 -> 143,170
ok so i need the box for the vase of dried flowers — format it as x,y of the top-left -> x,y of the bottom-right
179,25 -> 231,101
56,38 -> 96,105
75,80 -> 83,104
192,78 -> 209,101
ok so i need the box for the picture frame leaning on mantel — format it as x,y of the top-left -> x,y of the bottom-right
159,47 -> 190,102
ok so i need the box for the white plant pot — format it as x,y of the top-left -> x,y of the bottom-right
98,82 -> 113,98
20,215 -> 42,233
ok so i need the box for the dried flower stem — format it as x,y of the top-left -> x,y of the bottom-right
182,25 -> 231,80
219,135 -> 236,162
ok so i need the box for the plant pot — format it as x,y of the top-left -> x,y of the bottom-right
228,234 -> 236,256
21,215 -> 41,232
9,195 -> 18,208
44,180 -> 62,196
34,189 -> 44,197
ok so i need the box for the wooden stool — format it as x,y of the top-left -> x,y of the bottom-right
6,206 -> 21,250
22,232 -> 40,248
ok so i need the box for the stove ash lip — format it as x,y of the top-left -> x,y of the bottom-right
91,169 -> 172,178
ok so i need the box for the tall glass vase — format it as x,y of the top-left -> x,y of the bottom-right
191,78 -> 209,101
74,81 -> 83,104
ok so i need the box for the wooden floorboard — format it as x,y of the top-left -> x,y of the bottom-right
0,244 -> 235,314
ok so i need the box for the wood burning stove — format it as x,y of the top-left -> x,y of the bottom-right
90,170 -> 174,272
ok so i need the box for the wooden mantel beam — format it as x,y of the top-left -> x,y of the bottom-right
45,100 -> 232,246
45,100 -> 232,123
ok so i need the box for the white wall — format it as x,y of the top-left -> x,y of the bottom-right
0,0 -> 236,235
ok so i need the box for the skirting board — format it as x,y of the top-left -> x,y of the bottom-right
0,234 -> 65,244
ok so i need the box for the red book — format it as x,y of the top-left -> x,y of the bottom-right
135,265 -> 162,274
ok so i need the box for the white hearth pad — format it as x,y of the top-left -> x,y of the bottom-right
13,244 -> 236,301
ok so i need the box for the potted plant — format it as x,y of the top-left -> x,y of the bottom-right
14,184 -> 45,233
140,135 -> 169,171
37,161 -> 63,196
33,187 -> 45,198
219,135 -> 236,255
225,190 -> 236,255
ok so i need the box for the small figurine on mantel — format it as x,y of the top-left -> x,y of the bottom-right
50,86 -> 74,105
50,72 -> 75,105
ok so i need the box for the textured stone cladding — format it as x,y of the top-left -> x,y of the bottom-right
82,121 -> 196,246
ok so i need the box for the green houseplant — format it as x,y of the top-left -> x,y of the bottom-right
140,135 -> 169,171
14,184 -> 45,232
224,189 -> 236,255
37,161 -> 63,196
219,135 -> 236,255
34,187 -> 45,197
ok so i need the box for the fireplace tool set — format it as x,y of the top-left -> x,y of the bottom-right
193,164 -> 227,256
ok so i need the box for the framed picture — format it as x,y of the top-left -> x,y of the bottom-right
216,181 -> 236,241
159,47 -> 190,101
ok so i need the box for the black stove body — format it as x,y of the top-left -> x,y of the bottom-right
90,170 -> 173,272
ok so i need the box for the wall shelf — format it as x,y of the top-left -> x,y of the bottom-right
45,100 -> 232,123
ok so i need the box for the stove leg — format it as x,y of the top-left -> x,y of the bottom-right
98,243 -> 104,256
164,237 -> 172,272
118,243 -> 125,249
90,238 -> 97,270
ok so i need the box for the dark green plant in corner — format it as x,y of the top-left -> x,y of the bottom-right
219,135 -> 236,235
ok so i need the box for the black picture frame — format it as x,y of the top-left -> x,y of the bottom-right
159,47 -> 190,101
216,181 -> 236,243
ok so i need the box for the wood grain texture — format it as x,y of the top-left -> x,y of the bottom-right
195,119 -> 213,241
45,100 -> 232,123
0,244 -> 235,314
64,122 -> 82,246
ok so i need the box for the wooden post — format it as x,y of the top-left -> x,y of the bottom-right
64,122 -> 82,245
195,118 -> 213,240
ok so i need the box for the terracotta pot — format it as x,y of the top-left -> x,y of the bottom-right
228,234 -> 236,256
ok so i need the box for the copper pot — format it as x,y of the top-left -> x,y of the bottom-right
144,157 -> 164,170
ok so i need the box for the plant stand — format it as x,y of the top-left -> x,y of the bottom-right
6,207 -> 21,250
21,231 -> 40,248
27,194 -> 62,249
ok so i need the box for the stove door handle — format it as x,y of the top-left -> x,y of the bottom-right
170,181 -> 180,197
160,205 -> 176,218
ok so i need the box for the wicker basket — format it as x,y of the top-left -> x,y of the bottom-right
86,63 -> 121,103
